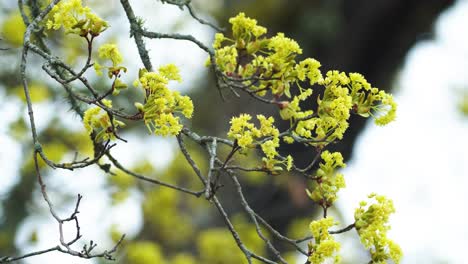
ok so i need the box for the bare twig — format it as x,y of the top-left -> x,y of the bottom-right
106,152 -> 204,197
140,29 -> 213,56
120,0 -> 153,71
295,223 -> 356,243
205,138 -> 217,199
185,3 -> 224,32
226,169 -> 288,264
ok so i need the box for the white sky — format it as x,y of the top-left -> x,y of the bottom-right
336,1 -> 468,263
1,0 -> 468,263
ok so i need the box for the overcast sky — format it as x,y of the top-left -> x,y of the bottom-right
337,1 -> 468,263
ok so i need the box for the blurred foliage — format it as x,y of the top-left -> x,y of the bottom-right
12,83 -> 51,103
2,12 -> 26,47
458,91 -> 468,116
126,241 -> 166,264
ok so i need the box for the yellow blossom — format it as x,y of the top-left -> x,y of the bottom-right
82,99 -> 125,142
354,194 -> 402,263
46,0 -> 108,36
98,43 -> 123,66
308,217 -> 341,264
135,66 -> 193,136
306,151 -> 346,206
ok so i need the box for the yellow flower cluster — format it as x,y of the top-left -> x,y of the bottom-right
279,88 -> 314,121
348,73 -> 397,125
229,12 -> 267,41
308,217 -> 341,264
354,194 -> 402,263
283,71 -> 396,145
211,12 -> 320,98
95,43 -> 128,95
82,99 -> 125,142
46,0 -> 107,36
227,114 -> 293,172
319,71 -> 353,134
212,13 -> 398,147
213,45 -> 238,73
134,65 -> 193,136
306,151 -> 346,207
98,43 -> 123,67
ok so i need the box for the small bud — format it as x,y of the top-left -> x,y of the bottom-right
276,101 -> 289,109
134,102 -> 144,112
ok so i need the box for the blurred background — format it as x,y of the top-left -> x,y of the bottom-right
1,0 -> 467,263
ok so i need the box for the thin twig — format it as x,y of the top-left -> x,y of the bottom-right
120,0 -> 153,71
295,223 -> 356,243
205,138 -> 217,199
185,3 -> 224,32
226,169 -> 288,264
106,152 -> 203,197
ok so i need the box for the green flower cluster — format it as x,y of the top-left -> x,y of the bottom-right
308,217 -> 341,264
354,194 -> 402,263
227,114 -> 293,173
46,0 -> 107,37
83,99 -> 125,142
134,65 -> 194,136
306,151 -> 346,207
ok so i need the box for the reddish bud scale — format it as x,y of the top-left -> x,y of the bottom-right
276,101 -> 289,109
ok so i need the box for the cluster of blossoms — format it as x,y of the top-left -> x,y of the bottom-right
95,43 -> 128,95
82,99 -> 125,142
46,0 -> 107,37
308,217 -> 341,264
212,13 -> 397,147
354,194 -> 403,263
348,73 -> 397,126
306,151 -> 346,208
44,1 -> 401,262
227,114 -> 293,173
134,65 -> 194,136
46,1 -> 194,139
217,13 -> 401,264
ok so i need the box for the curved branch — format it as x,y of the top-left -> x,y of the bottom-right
106,151 -> 204,197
